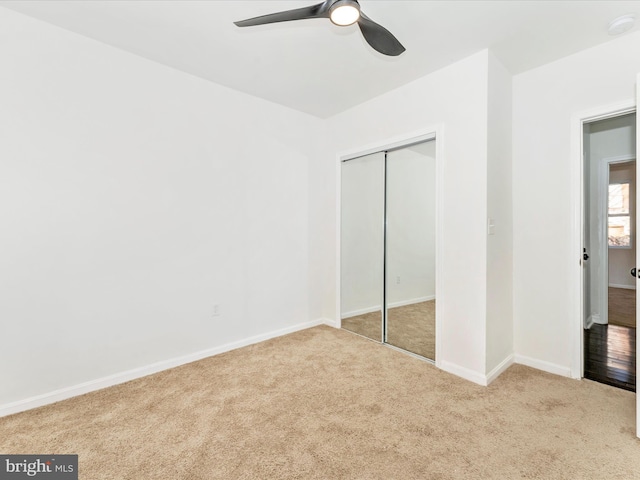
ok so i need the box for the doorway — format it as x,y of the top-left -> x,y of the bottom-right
582,112 -> 636,392
340,138 -> 437,361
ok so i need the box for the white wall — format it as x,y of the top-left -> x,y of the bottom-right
312,50 -> 492,381
386,143 -> 436,306
486,52 -> 513,374
0,9 -> 320,408
513,31 -> 640,374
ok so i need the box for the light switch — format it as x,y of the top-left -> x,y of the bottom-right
488,218 -> 496,235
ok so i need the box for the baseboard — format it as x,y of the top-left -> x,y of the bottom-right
440,354 -> 514,387
514,354 -> 572,378
585,315 -> 595,329
341,305 -> 381,319
440,360 -> 488,386
609,283 -> 636,290
341,296 -> 435,319
0,318 -> 326,418
486,354 -> 515,385
387,295 -> 435,309
322,317 -> 339,328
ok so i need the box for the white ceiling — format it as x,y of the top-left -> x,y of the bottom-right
2,0 -> 640,118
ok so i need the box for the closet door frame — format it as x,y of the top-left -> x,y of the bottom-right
336,125 -> 444,366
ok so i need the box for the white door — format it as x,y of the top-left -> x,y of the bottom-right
636,74 -> 640,438
583,146 -> 591,328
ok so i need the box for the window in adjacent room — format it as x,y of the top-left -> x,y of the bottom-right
608,181 -> 631,248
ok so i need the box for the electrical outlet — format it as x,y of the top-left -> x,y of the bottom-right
212,304 -> 220,317
396,276 -> 401,284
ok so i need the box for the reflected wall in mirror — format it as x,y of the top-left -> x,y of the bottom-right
340,152 -> 384,342
385,141 -> 436,359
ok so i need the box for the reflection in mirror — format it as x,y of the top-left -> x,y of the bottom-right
385,141 -> 436,359
340,152 -> 384,342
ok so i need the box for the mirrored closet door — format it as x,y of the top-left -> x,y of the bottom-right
385,142 -> 436,359
340,152 -> 384,342
340,140 -> 436,360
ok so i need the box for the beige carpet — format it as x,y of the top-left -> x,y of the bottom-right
341,300 -> 435,359
1,326 -> 639,479
609,287 -> 636,328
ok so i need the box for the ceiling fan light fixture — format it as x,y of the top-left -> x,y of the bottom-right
235,0 -> 405,56
329,0 -> 360,26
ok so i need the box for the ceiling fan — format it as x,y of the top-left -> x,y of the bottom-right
234,0 -> 405,57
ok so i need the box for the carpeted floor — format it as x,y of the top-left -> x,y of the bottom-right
609,287 -> 636,328
1,325 -> 639,479
341,300 -> 435,359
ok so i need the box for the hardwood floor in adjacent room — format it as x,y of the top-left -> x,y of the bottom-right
584,287 -> 636,392
584,323 -> 636,392
608,287 -> 636,328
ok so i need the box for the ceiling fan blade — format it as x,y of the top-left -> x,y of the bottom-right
357,12 -> 405,56
234,2 -> 330,27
